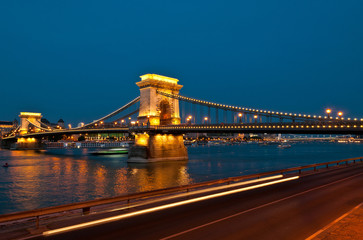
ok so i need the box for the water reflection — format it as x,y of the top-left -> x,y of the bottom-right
127,161 -> 192,192
0,143 -> 362,214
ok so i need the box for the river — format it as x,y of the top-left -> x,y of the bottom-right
0,142 -> 362,214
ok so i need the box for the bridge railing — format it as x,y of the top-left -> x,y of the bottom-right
0,156 -> 362,228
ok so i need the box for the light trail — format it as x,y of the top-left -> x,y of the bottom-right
43,176 -> 299,236
105,174 -> 283,213
161,172 -> 363,240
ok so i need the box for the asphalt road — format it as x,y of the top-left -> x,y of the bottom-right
37,164 -> 363,240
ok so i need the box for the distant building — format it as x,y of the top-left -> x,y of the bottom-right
40,118 -> 66,129
0,121 -> 16,136
57,119 -> 65,128
41,118 -> 51,125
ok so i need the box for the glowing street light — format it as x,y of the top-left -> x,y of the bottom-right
326,109 -> 331,118
338,111 -> 343,118
254,115 -> 258,123
238,113 -> 243,123
204,117 -> 208,124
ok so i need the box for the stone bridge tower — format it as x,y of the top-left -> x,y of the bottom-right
128,74 -> 188,163
136,74 -> 182,126
19,112 -> 42,135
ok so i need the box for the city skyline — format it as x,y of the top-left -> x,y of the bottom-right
1,1 -> 363,125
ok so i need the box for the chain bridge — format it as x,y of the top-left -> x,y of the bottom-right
2,74 -> 363,162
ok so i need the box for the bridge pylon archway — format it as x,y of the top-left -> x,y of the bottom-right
129,74 -> 188,163
136,74 -> 182,126
18,112 -> 42,135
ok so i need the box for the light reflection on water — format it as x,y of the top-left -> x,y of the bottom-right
0,142 -> 362,214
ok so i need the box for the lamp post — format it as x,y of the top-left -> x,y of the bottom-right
238,113 -> 243,124
254,115 -> 258,123
204,117 -> 208,124
338,111 -> 343,119
326,109 -> 332,118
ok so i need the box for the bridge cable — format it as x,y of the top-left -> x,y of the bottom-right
26,119 -> 53,132
75,96 -> 140,129
156,90 -> 334,122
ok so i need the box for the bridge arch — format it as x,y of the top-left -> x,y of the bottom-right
159,99 -> 173,125
136,74 -> 182,126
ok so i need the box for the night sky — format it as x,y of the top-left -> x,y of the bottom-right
1,1 -> 363,125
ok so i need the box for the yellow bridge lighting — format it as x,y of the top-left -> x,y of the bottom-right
19,112 -> 42,117
140,74 -> 179,84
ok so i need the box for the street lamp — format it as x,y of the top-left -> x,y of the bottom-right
147,115 -> 150,126
238,113 -> 243,123
338,111 -> 343,119
254,115 -> 258,123
326,109 -> 331,118
204,117 -> 208,124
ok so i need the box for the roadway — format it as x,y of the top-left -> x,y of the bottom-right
34,164 -> 363,240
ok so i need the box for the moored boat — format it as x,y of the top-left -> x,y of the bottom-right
277,143 -> 291,149
90,148 -> 128,155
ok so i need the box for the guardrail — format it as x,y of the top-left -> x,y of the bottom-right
0,156 -> 362,228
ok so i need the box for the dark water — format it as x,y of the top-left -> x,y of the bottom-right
0,142 -> 362,214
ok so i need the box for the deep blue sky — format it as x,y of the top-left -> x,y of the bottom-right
1,1 -> 362,124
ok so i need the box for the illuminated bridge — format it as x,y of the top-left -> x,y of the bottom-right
2,74 -> 363,161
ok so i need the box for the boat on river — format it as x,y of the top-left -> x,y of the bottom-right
90,148 -> 128,155
277,143 -> 291,149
